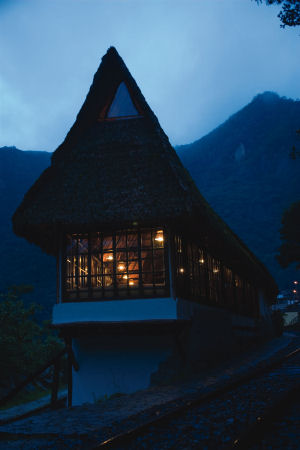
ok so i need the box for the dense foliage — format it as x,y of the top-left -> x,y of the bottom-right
277,201 -> 300,268
0,285 -> 63,394
256,0 -> 300,27
0,147 -> 55,320
177,92 -> 300,290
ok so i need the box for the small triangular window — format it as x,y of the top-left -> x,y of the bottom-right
106,82 -> 140,119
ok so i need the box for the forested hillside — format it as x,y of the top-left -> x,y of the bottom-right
0,147 -> 54,318
176,92 -> 300,290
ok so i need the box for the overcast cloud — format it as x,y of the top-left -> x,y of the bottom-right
0,0 -> 299,151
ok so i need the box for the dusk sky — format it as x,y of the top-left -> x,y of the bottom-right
0,0 -> 299,151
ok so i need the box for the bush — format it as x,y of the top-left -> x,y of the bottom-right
0,285 -> 63,393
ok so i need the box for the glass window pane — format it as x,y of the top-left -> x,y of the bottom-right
66,234 -> 76,254
141,249 -> 153,272
103,235 -> 113,250
154,272 -> 165,285
116,233 -> 127,249
127,233 -> 138,248
153,229 -> 164,248
116,274 -> 128,287
91,254 -> 102,275
142,272 -> 153,285
78,276 -> 88,288
66,255 -> 76,277
103,252 -> 114,263
128,260 -> 139,272
103,275 -> 114,288
153,250 -> 164,271
141,230 -> 151,248
91,233 -> 102,253
91,275 -> 102,288
128,251 -> 138,260
78,237 -> 88,254
117,261 -> 127,273
78,255 -> 88,275
103,255 -> 113,275
128,274 -> 139,287
107,82 -> 139,118
116,251 -> 127,262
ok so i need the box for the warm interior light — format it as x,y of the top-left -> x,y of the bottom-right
67,258 -> 88,274
213,268 -> 219,273
199,259 -> 205,264
155,230 -> 164,242
118,264 -> 125,271
104,254 -> 113,261
123,274 -> 128,279
179,268 -> 185,273
129,279 -> 135,286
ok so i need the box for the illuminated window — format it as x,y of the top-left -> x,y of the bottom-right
65,228 -> 168,301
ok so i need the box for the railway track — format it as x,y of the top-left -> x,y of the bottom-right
94,346 -> 300,449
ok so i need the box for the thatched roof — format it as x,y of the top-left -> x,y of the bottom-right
12,47 -> 277,296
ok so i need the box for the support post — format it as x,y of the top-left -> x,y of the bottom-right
66,337 -> 73,408
51,357 -> 60,408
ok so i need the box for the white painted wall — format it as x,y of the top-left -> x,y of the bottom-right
53,297 -> 177,325
72,334 -> 173,405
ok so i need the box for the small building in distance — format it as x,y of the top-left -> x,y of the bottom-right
13,47 -> 277,406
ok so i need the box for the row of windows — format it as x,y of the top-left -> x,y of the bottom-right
64,228 -> 168,300
174,236 -> 258,318
62,229 -> 258,317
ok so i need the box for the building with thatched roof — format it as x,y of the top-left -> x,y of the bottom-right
13,47 -> 277,406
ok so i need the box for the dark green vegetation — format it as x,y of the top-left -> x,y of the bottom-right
0,147 -> 54,319
0,285 -> 63,398
177,92 -> 300,290
256,0 -> 300,27
278,200 -> 300,269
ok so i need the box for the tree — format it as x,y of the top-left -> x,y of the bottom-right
256,0 -> 300,27
0,285 -> 63,392
277,201 -> 300,269
290,129 -> 300,159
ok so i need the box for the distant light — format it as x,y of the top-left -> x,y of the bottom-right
179,268 -> 185,273
293,289 -> 297,294
294,281 -> 298,285
129,279 -> 135,286
213,268 -> 219,273
123,275 -> 128,279
199,259 -> 205,264
118,264 -> 125,271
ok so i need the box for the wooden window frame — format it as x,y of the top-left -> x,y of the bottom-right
62,228 -> 169,302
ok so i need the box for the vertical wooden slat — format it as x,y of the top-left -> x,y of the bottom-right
137,229 -> 143,297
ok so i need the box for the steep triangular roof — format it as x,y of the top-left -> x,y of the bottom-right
13,47 -> 202,237
12,47 -> 276,295
51,46 -> 163,163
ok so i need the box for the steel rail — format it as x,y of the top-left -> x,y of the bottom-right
94,346 -> 300,449
229,355 -> 300,448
